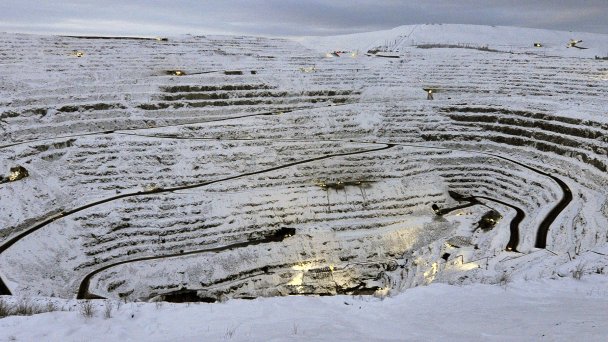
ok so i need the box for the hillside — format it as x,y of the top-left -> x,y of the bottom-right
298,24 -> 608,58
0,23 -> 607,325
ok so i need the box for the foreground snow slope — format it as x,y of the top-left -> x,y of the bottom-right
0,24 -> 607,303
2,276 -> 608,341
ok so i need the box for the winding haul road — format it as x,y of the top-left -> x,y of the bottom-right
0,129 -> 574,297
439,191 -> 525,252
0,143 -> 393,296
77,227 -> 296,299
0,102 -> 574,298
387,141 -> 573,250
476,196 -> 526,252
483,153 -> 572,249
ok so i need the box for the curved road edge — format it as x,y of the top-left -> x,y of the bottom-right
77,227 -> 296,299
0,143 -> 393,296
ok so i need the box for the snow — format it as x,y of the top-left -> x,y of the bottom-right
297,24 -> 608,59
0,23 -> 607,340
2,276 -> 607,341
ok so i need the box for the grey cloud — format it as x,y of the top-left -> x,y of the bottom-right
0,1 -> 606,36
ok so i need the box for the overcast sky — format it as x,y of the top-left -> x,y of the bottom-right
1,1 -> 606,37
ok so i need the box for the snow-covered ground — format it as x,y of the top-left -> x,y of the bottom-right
297,24 -> 608,59
2,276 -> 608,341
0,23 -> 607,339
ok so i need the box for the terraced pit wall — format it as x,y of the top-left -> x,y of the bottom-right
0,32 -> 607,301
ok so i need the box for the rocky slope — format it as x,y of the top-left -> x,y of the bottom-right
0,25 -> 607,301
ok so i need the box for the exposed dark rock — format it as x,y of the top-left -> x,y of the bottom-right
478,210 -> 502,231
8,165 -> 29,181
160,289 -> 216,303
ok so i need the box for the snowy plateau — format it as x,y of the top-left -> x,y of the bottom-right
0,24 -> 607,340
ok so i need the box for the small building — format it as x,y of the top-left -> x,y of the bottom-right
533,43 -> 543,47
